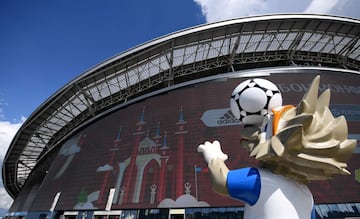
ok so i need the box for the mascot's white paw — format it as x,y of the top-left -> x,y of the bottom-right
197,140 -> 228,163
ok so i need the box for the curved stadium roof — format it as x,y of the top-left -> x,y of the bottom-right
3,14 -> 360,198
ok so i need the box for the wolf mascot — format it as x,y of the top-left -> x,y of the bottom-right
198,76 -> 356,219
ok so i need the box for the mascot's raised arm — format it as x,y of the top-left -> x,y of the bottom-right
197,75 -> 356,219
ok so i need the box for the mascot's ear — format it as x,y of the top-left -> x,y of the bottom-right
316,89 -> 330,111
296,75 -> 320,115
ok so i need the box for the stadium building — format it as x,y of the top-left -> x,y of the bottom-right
2,14 -> 360,219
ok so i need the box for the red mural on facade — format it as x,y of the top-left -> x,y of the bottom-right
28,72 -> 360,211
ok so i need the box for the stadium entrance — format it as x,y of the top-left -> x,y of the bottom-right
169,209 -> 185,219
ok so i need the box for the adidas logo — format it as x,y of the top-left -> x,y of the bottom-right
217,110 -> 241,125
201,108 -> 241,127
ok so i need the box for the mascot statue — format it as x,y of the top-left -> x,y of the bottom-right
197,75 -> 356,219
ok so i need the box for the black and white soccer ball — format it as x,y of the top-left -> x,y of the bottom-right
230,78 -> 283,125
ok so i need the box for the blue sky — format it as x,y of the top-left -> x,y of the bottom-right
0,0 -> 359,211
0,0 -> 204,121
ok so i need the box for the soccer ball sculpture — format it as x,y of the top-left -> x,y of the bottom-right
230,78 -> 282,125
197,76 -> 356,219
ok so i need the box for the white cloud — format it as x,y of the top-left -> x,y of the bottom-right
0,120 -> 23,159
193,0 -> 357,23
304,0 -> 340,14
194,0 -> 268,22
0,119 -> 24,209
